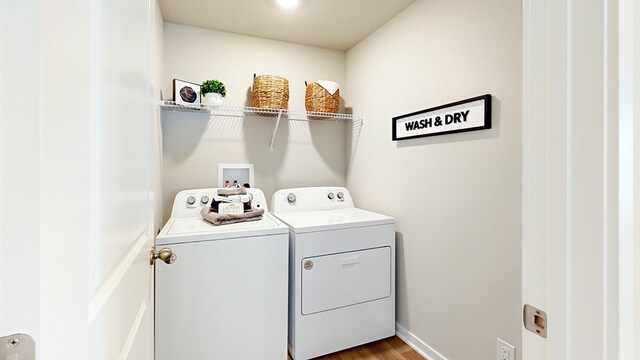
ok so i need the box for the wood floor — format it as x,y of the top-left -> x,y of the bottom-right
287,336 -> 424,360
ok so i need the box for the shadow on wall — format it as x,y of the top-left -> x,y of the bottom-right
241,87 -> 350,191
395,231 -> 409,328
309,120 -> 348,174
161,111 -> 210,162
345,120 -> 364,169
339,96 -> 351,114
241,83 -> 288,189
242,114 -> 288,179
240,117 -> 348,188
345,106 -> 363,172
396,97 -> 502,148
244,86 -> 252,107
160,87 -> 353,219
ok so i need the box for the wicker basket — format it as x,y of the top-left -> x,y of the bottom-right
251,74 -> 289,110
305,81 -> 340,114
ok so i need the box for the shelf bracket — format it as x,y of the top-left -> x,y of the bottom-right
269,110 -> 283,152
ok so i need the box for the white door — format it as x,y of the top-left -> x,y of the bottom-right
522,0 -> 636,359
1,1 -> 157,359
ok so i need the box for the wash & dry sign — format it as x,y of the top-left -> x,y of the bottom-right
392,94 -> 492,141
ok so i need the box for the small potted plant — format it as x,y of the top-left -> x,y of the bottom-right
200,79 -> 226,107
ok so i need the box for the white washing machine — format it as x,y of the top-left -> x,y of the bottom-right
155,188 -> 289,360
271,187 -> 395,360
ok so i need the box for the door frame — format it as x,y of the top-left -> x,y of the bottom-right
0,1 -> 44,351
522,0 -> 636,358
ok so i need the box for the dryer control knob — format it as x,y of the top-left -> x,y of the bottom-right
200,196 -> 210,204
337,192 -> 344,199
186,196 -> 196,205
287,193 -> 296,203
327,192 -> 335,200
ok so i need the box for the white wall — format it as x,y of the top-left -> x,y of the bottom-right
161,23 -> 347,221
344,1 -> 522,359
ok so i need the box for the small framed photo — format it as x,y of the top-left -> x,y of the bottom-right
173,79 -> 200,106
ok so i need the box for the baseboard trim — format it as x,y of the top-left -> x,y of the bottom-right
395,323 -> 449,360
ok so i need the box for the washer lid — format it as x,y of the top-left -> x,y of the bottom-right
156,213 -> 288,245
272,208 -> 394,233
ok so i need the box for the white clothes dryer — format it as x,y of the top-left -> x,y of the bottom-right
271,187 -> 395,360
155,188 -> 289,360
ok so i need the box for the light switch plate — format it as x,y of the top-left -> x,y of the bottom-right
496,338 -> 515,360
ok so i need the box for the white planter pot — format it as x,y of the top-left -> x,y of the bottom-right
205,93 -> 223,107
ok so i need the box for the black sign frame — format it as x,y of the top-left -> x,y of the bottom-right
392,94 -> 492,141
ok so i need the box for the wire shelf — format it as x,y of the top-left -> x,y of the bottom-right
158,101 -> 362,122
158,101 -> 363,152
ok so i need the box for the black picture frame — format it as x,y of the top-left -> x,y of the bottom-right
392,94 -> 492,141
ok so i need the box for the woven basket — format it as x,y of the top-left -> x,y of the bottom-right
305,81 -> 340,114
251,74 -> 289,110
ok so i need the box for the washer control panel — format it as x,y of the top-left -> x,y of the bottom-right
271,187 -> 354,214
170,188 -> 269,218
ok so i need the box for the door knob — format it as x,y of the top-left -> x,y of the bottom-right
150,247 -> 176,265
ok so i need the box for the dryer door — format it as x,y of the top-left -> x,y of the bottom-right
301,246 -> 391,315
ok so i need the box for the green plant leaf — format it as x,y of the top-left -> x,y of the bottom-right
200,79 -> 226,97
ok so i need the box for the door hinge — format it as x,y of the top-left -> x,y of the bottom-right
1,333 -> 35,360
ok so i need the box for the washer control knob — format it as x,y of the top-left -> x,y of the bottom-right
327,192 -> 335,200
287,193 -> 296,203
186,196 -> 196,205
200,195 -> 210,204
337,192 -> 344,200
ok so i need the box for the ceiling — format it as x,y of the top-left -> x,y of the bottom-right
158,0 -> 417,51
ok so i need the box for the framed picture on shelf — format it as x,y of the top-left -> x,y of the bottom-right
173,79 -> 200,106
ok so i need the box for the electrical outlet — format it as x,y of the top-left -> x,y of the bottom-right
500,346 -> 510,360
496,338 -> 515,360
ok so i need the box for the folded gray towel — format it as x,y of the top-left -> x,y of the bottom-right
200,206 -> 264,226
217,187 -> 247,196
